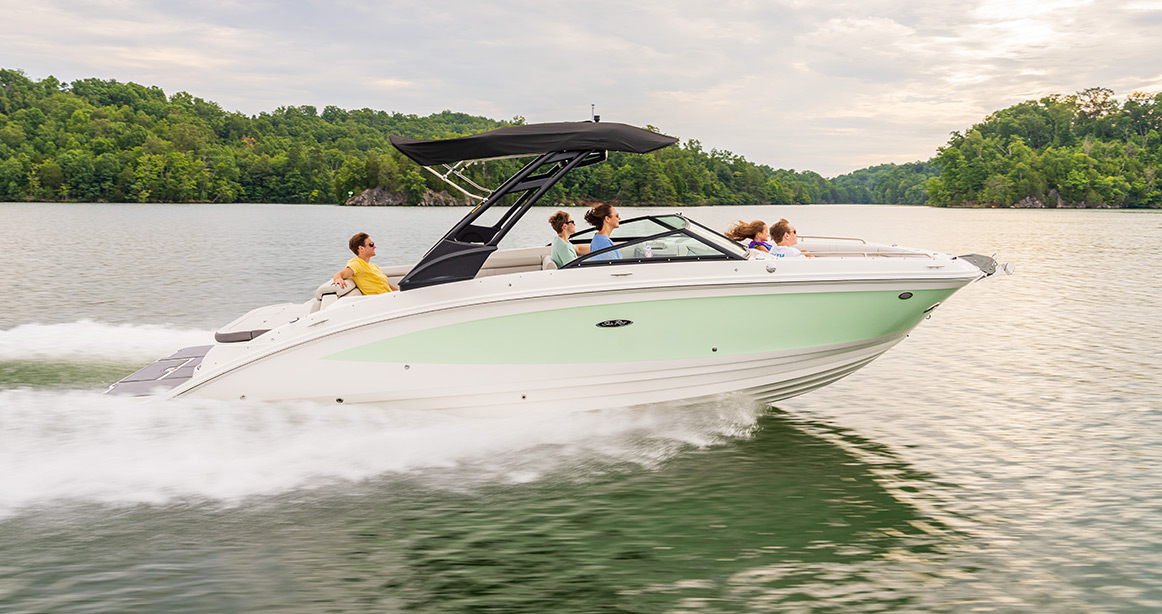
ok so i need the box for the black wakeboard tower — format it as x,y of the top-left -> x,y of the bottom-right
389,121 -> 677,290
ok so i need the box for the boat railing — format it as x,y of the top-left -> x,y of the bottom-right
800,235 -> 867,244
798,236 -> 938,259
807,250 -> 938,259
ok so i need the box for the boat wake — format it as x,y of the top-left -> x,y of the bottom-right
0,319 -> 213,363
0,388 -> 763,521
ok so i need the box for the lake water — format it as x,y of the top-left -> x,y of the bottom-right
1,202 -> 1160,612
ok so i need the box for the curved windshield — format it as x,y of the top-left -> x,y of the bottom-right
569,215 -> 685,243
563,214 -> 747,267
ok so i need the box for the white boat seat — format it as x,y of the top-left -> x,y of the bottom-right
474,247 -> 548,277
215,302 -> 309,343
542,255 -> 558,270
311,279 -> 363,314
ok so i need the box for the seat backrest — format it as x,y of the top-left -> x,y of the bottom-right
542,255 -> 558,270
311,279 -> 363,313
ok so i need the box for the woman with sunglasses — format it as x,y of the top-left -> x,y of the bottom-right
547,211 -> 590,268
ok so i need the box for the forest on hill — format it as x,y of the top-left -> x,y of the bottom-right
0,69 -> 852,206
3,69 -> 1158,208
926,87 -> 1162,208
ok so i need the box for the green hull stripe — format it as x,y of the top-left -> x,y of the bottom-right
324,289 -> 957,365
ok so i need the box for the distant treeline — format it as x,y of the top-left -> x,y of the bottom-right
4,69 -> 1157,207
0,68 -> 864,206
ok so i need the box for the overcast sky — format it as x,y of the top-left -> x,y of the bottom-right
3,0 -> 1161,176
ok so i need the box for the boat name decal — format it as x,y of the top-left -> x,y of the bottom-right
596,319 -> 633,328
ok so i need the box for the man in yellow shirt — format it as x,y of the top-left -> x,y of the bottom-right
331,232 -> 396,294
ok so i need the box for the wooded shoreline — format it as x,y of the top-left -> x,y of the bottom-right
2,70 -> 1159,208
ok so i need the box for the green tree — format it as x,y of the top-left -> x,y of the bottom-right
401,169 -> 427,204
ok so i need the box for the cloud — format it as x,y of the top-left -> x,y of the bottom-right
367,78 -> 421,91
2,0 -> 1162,175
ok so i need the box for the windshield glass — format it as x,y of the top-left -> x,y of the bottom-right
565,215 -> 746,267
683,218 -> 749,258
570,215 -> 682,243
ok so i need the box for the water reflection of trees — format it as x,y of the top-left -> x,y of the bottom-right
356,410 -> 976,612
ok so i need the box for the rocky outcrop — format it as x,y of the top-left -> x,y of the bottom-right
1013,196 -> 1047,208
1011,190 -> 1068,208
1005,190 -> 1119,209
344,187 -> 407,206
417,190 -> 472,206
343,187 -> 473,206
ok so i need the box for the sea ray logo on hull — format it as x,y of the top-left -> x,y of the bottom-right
596,319 -> 633,328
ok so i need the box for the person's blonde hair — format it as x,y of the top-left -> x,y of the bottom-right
725,220 -> 767,242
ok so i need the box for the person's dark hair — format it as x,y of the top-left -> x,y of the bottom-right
584,203 -> 615,228
725,220 -> 767,242
770,219 -> 793,244
548,210 -> 571,233
349,232 -> 370,255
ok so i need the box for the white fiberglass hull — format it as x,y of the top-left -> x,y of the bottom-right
157,248 -> 982,413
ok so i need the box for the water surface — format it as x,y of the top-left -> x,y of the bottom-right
1,203 -> 1160,612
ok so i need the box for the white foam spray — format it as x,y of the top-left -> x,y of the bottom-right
0,320 -> 213,362
0,389 -> 762,520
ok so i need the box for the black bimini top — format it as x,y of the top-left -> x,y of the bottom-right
389,121 -> 678,166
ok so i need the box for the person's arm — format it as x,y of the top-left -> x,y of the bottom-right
576,245 -> 590,255
332,267 -> 354,288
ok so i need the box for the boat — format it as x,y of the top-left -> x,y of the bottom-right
107,121 -> 1010,413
